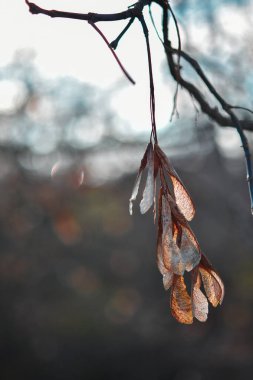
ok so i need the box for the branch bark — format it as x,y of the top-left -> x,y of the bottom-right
25,1 -> 146,22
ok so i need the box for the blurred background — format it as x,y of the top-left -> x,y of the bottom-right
0,1 -> 253,379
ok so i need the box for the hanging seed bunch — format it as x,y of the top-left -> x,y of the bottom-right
130,142 -> 224,323
129,16 -> 224,324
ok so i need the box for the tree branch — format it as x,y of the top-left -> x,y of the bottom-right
25,0 -> 253,210
25,0 -> 253,132
89,21 -> 135,85
138,15 -> 158,143
172,48 -> 253,132
170,47 -> 253,131
25,1 -> 146,22
110,17 -> 135,50
161,6 -> 253,211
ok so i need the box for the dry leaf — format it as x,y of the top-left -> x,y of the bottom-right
140,143 -> 155,214
171,174 -> 195,221
199,255 -> 224,307
171,275 -> 193,324
155,144 -> 195,221
163,272 -> 174,290
167,194 -> 200,252
129,143 -> 149,215
192,269 -> 208,322
178,228 -> 201,272
161,195 -> 200,275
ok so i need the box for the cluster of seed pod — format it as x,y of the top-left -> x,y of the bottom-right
130,142 -> 224,323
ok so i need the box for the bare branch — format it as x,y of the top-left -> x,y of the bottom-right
110,17 -> 135,50
89,22 -> 135,85
138,15 -> 158,143
161,7 -> 253,212
229,106 -> 253,115
170,48 -> 253,131
25,1 -> 253,131
168,4 -> 181,121
25,1 -> 145,22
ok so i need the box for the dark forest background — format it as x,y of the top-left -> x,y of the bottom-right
0,1 -> 253,379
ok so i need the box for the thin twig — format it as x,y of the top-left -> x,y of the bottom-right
229,105 -> 253,115
168,3 -> 181,121
149,2 -> 181,125
148,5 -> 163,44
228,111 -> 253,213
89,22 -> 135,85
139,15 -> 158,144
25,1 -> 138,22
110,17 -> 135,49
